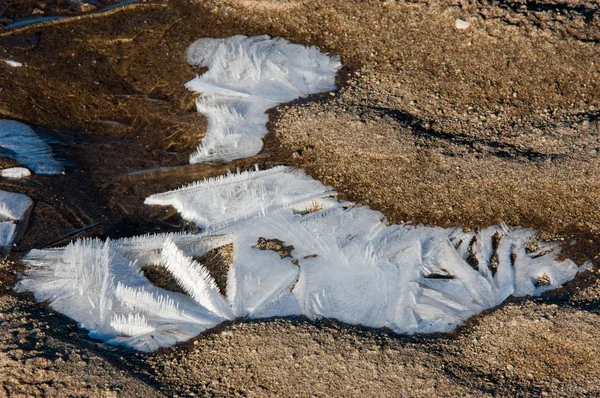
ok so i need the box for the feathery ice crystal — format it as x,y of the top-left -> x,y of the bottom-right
17,167 -> 583,351
184,35 -> 341,163
0,120 -> 63,175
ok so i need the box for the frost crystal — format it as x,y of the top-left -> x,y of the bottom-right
184,35 -> 341,163
17,167 -> 582,351
0,189 -> 33,247
0,120 -> 63,175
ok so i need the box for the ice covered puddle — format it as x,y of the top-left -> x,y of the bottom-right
11,35 -> 586,352
17,167 -> 583,351
184,35 -> 341,163
0,189 -> 33,247
0,120 -> 63,175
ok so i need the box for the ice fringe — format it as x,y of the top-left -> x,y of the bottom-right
0,120 -> 63,175
184,35 -> 341,163
16,167 -> 584,351
0,189 -> 33,247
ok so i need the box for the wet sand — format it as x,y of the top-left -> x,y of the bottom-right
0,0 -> 599,396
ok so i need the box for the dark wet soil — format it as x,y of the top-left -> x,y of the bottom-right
0,0 -> 291,251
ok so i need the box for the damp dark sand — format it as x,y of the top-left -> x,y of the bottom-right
1,0 -> 600,396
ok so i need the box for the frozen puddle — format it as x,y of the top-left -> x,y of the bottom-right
0,190 -> 33,247
0,120 -> 63,175
16,167 -> 583,351
185,35 -> 341,163
14,36 -> 586,351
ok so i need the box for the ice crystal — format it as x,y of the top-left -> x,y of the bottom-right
16,234 -> 233,352
145,166 -> 337,231
184,35 -> 341,163
0,120 -> 63,175
17,167 -> 583,351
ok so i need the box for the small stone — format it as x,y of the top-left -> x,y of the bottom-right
66,0 -> 97,12
1,167 -> 31,178
4,60 -> 22,68
535,274 -> 552,286
455,18 -> 470,30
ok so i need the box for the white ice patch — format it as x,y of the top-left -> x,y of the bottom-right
0,120 -> 63,175
184,35 -> 341,163
17,167 -> 582,351
15,234 -> 233,352
0,189 -> 33,247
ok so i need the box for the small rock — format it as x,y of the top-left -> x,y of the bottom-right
1,167 -> 31,178
66,0 -> 97,12
455,18 -> 470,30
535,274 -> 552,287
4,60 -> 22,67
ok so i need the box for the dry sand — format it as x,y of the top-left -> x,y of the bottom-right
0,0 -> 599,396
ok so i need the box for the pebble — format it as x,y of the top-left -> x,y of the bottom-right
1,167 -> 31,178
4,60 -> 22,67
455,18 -> 470,30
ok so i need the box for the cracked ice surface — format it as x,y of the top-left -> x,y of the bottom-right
184,35 -> 341,163
0,120 -> 63,175
16,167 -> 582,351
0,189 -> 33,247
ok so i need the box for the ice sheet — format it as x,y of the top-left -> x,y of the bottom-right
17,167 -> 581,351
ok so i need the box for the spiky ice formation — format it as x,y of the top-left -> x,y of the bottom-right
145,166 -> 337,231
17,167 -> 584,351
16,234 -> 234,352
184,35 -> 341,163
0,189 -> 33,247
0,120 -> 63,175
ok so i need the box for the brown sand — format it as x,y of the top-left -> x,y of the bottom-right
0,0 -> 599,396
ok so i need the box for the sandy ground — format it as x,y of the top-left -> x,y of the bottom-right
0,0 -> 600,396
